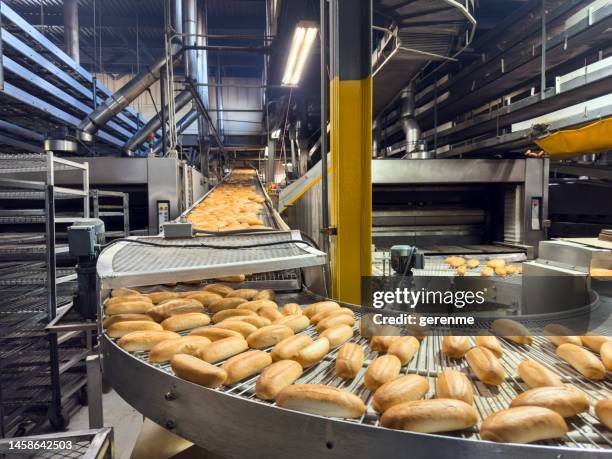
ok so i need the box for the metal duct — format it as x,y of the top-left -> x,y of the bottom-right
152,110 -> 198,155
215,55 -> 225,142
172,0 -> 183,39
183,0 -> 197,84
400,84 -> 421,155
196,1 -> 211,176
78,46 -> 180,141
63,0 -> 79,64
123,90 -> 193,155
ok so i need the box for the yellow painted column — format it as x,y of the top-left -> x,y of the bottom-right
329,0 -> 372,304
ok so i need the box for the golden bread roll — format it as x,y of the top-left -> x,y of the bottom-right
199,336 -> 249,363
600,341 -> 612,371
373,374 -> 429,413
117,330 -> 180,352
370,335 -> 400,352
595,399 -> 612,430
581,334 -> 612,353
214,320 -> 257,338
294,337 -> 330,368
208,297 -> 248,313
149,336 -> 211,363
111,288 -> 141,297
517,359 -> 563,388
221,350 -> 272,384
510,386 -> 589,417
505,264 -> 517,275
148,299 -> 204,321
258,304 -> 283,321
277,384 -> 365,419
105,300 -> 154,316
102,313 -> 154,329
107,320 -> 162,338
387,336 -> 420,365
466,258 -> 480,269
215,274 -> 245,283
491,318 -> 533,345
480,267 -> 494,276
182,292 -> 223,307
203,283 -> 234,297
303,301 -> 340,319
465,346 -> 505,385
436,370 -> 473,405
161,313 -> 211,331
543,324 -> 582,347
320,324 -> 353,348
237,299 -> 278,312
335,343 -> 364,379
480,406 -> 568,443
171,354 -> 227,388
256,360 -> 303,400
381,399 -> 478,433
104,295 -> 151,306
494,266 -> 507,276
364,355 -> 402,391
247,324 -> 294,349
271,334 -> 313,361
441,336 -> 471,359
487,258 -> 506,269
474,335 -> 503,358
143,291 -> 179,304
188,327 -> 242,341
273,314 -> 310,333
212,308 -> 257,324
226,288 -> 259,300
556,343 -> 606,380
316,313 -> 355,333
223,315 -> 271,328
310,307 -> 354,325
448,257 -> 465,268
282,303 -> 302,316
253,289 -> 275,301
455,266 -> 467,276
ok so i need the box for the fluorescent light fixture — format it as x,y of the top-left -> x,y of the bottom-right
264,146 -> 269,158
282,21 -> 318,86
271,128 -> 281,139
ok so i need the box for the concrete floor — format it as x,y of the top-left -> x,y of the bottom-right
69,389 -> 143,459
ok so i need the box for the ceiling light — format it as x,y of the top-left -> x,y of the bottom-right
282,22 -> 318,86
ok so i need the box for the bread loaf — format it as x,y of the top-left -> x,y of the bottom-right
320,324 -> 353,348
253,289 -> 275,301
436,370 -> 473,405
271,334 -> 313,361
104,295 -> 151,306
491,318 -> 533,345
335,343 -> 364,379
381,399 -> 478,433
303,301 -> 340,318
188,327 -> 242,341
221,350 -> 272,384
161,313 -> 211,331
276,384 -> 365,419
117,330 -> 180,352
144,291 -> 179,304
171,354 -> 227,388
107,320 -> 162,338
543,324 -> 582,347
182,292 -> 223,308
387,336 -> 420,365
294,337 -> 330,368
480,406 -> 568,443
102,313 -> 154,329
105,300 -> 154,316
246,324 -> 294,349
487,258 -> 506,269
227,288 -> 259,300
581,334 -> 612,353
595,399 -> 612,430
198,336 -> 249,363
255,360 -> 303,400
466,258 -> 480,269
364,355 -> 402,391
480,266 -> 494,276
213,320 -> 257,338
282,303 -> 302,316
222,315 -> 271,328
370,335 -> 399,352
517,359 -> 563,388
149,336 -> 211,363
237,300 -> 278,312
373,374 -> 429,413
111,288 -> 141,297
474,335 -> 503,358
465,346 -> 505,385
316,313 -> 355,332
148,299 -> 204,321
600,341 -> 612,371
510,386 -> 589,417
203,283 -> 235,297
273,314 -> 310,333
208,297 -> 248,313
214,274 -> 245,283
310,307 -> 354,325
258,305 -> 283,321
441,336 -> 471,359
211,308 -> 257,324
556,343 -> 606,380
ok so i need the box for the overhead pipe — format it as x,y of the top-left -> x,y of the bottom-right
122,90 -> 193,155
183,0 -> 198,85
172,0 -> 183,39
215,54 -> 225,142
152,110 -> 198,155
399,83 -> 422,156
63,0 -> 79,64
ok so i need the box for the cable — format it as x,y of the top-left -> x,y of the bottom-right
100,236 -> 316,251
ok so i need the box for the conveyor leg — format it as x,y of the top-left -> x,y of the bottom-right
86,354 -> 104,429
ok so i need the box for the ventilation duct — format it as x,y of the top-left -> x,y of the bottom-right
399,84 -> 422,157
152,110 -> 199,155
63,0 -> 79,64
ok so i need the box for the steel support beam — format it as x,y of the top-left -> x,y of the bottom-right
329,0 -> 372,303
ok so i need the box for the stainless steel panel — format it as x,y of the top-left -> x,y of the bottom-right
147,158 -> 180,233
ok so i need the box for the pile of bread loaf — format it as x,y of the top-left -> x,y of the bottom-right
444,256 -> 522,277
103,286 -> 612,445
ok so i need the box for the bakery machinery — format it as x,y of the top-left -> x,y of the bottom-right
95,170 -> 612,458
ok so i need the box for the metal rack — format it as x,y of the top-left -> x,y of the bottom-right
90,190 -> 130,239
0,153 -> 89,437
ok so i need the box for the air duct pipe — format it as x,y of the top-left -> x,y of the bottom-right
152,110 -> 198,155
78,46 -> 180,141
195,1 -> 211,176
64,0 -> 79,64
123,90 -> 193,155
172,0 -> 183,40
183,0 -> 198,85
399,83 -> 423,158
215,55 -> 225,142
